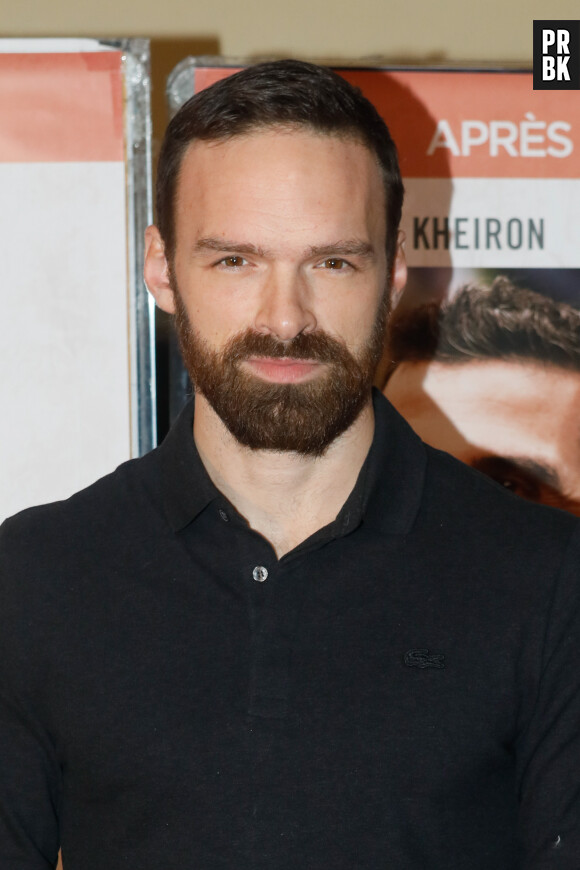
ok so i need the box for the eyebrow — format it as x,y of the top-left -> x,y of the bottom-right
194,238 -> 269,257
192,238 -> 376,260
307,241 -> 376,260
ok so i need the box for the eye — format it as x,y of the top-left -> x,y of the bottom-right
496,475 -> 541,501
471,457 -> 542,502
319,257 -> 349,270
219,255 -> 247,268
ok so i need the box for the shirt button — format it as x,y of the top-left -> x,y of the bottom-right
218,509 -> 229,522
252,566 -> 268,583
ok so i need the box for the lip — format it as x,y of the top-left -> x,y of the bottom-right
242,356 -> 324,383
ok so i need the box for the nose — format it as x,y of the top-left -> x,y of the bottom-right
254,266 -> 317,341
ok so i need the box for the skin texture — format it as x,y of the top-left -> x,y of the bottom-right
144,127 -> 406,555
385,359 -> 580,515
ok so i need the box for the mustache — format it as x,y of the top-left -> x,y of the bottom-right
222,329 -> 349,364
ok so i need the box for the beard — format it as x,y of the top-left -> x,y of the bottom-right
173,290 -> 388,456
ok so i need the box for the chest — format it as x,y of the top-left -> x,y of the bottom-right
51,531 -> 522,793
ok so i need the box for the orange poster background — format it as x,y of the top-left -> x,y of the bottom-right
341,69 -> 579,179
0,52 -> 124,162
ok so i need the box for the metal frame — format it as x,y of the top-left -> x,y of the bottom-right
117,38 -> 156,455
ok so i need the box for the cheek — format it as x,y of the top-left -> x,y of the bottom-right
171,265 -> 230,338
183,291 -> 255,348
327,287 -> 385,340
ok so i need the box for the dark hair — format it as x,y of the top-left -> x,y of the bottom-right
156,59 -> 404,268
388,277 -> 580,373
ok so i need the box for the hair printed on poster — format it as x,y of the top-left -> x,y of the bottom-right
384,269 -> 580,515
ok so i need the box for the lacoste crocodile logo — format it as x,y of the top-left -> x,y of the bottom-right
404,649 -> 445,669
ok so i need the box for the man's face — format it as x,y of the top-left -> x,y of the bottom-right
385,359 -> 580,514
158,127 -> 396,454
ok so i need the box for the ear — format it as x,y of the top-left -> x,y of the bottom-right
389,230 -> 408,312
144,225 -> 176,315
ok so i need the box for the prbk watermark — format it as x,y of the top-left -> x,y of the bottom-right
533,21 -> 580,89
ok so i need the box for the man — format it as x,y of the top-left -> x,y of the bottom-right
1,61 -> 579,869
385,277 -> 580,515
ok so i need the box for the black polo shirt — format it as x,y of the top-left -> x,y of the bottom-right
1,391 -> 580,869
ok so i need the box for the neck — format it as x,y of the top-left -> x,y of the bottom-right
192,393 -> 375,558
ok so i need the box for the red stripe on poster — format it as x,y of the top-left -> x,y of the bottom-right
0,52 -> 124,162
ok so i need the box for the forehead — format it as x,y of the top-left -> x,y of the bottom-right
173,128 -> 386,248
421,358 -> 579,410
389,358 -> 580,462
178,125 -> 378,176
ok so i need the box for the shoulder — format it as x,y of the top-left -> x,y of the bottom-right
0,400 -> 199,558
415,443 -> 580,610
375,391 -> 579,557
423,443 -> 579,541
1,448 -> 161,552
0,448 -> 174,684
0,448 -> 168,617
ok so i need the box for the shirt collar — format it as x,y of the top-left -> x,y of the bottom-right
155,389 -> 427,537
156,399 -> 220,531
360,387 -> 427,535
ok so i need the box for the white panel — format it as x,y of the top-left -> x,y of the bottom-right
0,162 -> 130,520
402,178 -> 580,269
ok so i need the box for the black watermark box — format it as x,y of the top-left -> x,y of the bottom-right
533,21 -> 580,89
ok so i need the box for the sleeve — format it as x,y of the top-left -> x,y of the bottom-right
0,519 -> 61,869
516,521 -> 580,868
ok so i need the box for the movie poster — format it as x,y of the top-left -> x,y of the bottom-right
348,69 -> 580,517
